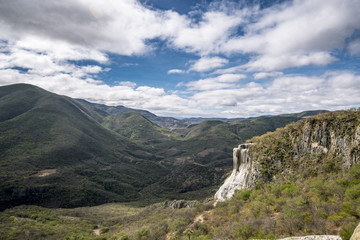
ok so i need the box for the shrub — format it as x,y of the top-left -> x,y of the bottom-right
340,222 -> 358,240
136,229 -> 150,240
100,227 -> 110,234
120,236 -> 131,240
232,224 -> 255,240
240,190 -> 251,201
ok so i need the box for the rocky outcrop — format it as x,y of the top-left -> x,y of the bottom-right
294,120 -> 360,169
350,222 -> 360,240
214,143 -> 259,201
162,200 -> 198,209
215,111 -> 360,202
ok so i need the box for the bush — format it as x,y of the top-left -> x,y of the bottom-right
232,224 -> 255,240
240,190 -> 251,201
280,184 -> 298,197
120,236 -> 131,240
343,184 -> 360,217
136,229 -> 150,240
340,222 -> 358,240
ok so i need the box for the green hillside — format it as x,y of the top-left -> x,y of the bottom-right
0,83 -> 327,210
0,84 -> 166,210
0,110 -> 359,240
77,99 -> 190,129
102,112 -> 181,144
114,112 -> 327,200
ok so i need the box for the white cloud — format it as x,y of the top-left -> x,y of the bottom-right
187,71 -> 360,117
0,0 -> 188,56
189,56 -> 229,72
348,39 -> 360,55
116,81 -> 137,88
220,0 -> 360,71
243,52 -> 336,72
169,9 -> 249,55
253,72 -> 283,79
167,69 -> 185,74
185,74 -> 246,91
1,0 -> 358,71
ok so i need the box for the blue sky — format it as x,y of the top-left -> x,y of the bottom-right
0,0 -> 360,118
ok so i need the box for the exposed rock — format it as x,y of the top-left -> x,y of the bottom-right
350,222 -> 360,240
163,200 -> 198,209
215,112 -> 360,203
278,235 -> 341,240
32,169 -> 57,177
294,121 -> 360,169
214,143 -> 259,202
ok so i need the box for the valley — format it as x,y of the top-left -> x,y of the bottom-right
0,84 -> 324,210
0,84 -> 359,240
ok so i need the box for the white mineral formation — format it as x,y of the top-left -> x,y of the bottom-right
214,143 -> 257,202
278,236 -> 341,240
350,222 -> 360,240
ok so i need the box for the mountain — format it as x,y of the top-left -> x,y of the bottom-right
76,99 -> 191,129
0,83 -> 328,210
0,84 -> 167,210
1,110 -> 359,240
105,110 -> 328,201
101,112 -> 182,145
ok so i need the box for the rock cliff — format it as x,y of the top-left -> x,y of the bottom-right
214,143 -> 259,201
293,116 -> 360,169
215,110 -> 360,202
278,236 -> 341,240
350,223 -> 360,240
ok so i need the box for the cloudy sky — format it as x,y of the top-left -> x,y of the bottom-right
0,0 -> 360,118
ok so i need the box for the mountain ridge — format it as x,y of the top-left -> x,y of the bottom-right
0,83 -> 330,210
0,106 -> 359,239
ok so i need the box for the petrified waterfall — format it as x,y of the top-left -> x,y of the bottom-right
214,143 -> 257,202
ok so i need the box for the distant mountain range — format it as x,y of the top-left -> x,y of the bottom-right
77,99 -> 248,128
0,83 -> 328,210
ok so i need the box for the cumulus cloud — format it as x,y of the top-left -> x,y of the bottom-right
242,52 -> 336,72
167,69 -> 185,74
189,71 -> 360,117
220,0 -> 360,71
1,0 -> 358,69
189,57 -> 229,72
116,81 -> 137,88
348,39 -> 360,55
0,0 -> 187,56
185,74 -> 246,91
169,9 -> 249,55
253,72 -> 283,79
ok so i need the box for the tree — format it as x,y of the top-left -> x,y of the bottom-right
184,228 -> 193,240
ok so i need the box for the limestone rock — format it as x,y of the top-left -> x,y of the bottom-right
163,200 -> 198,209
278,235 -> 341,240
294,121 -> 360,169
350,222 -> 360,240
214,143 -> 259,202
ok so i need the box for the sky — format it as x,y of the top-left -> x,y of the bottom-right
0,0 -> 360,118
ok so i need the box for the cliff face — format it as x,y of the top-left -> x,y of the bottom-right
214,143 -> 259,201
294,118 -> 360,169
215,110 -> 360,202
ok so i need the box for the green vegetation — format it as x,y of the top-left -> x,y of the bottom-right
0,84 -> 319,210
0,84 -> 167,210
0,165 -> 358,239
1,89 -> 359,240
